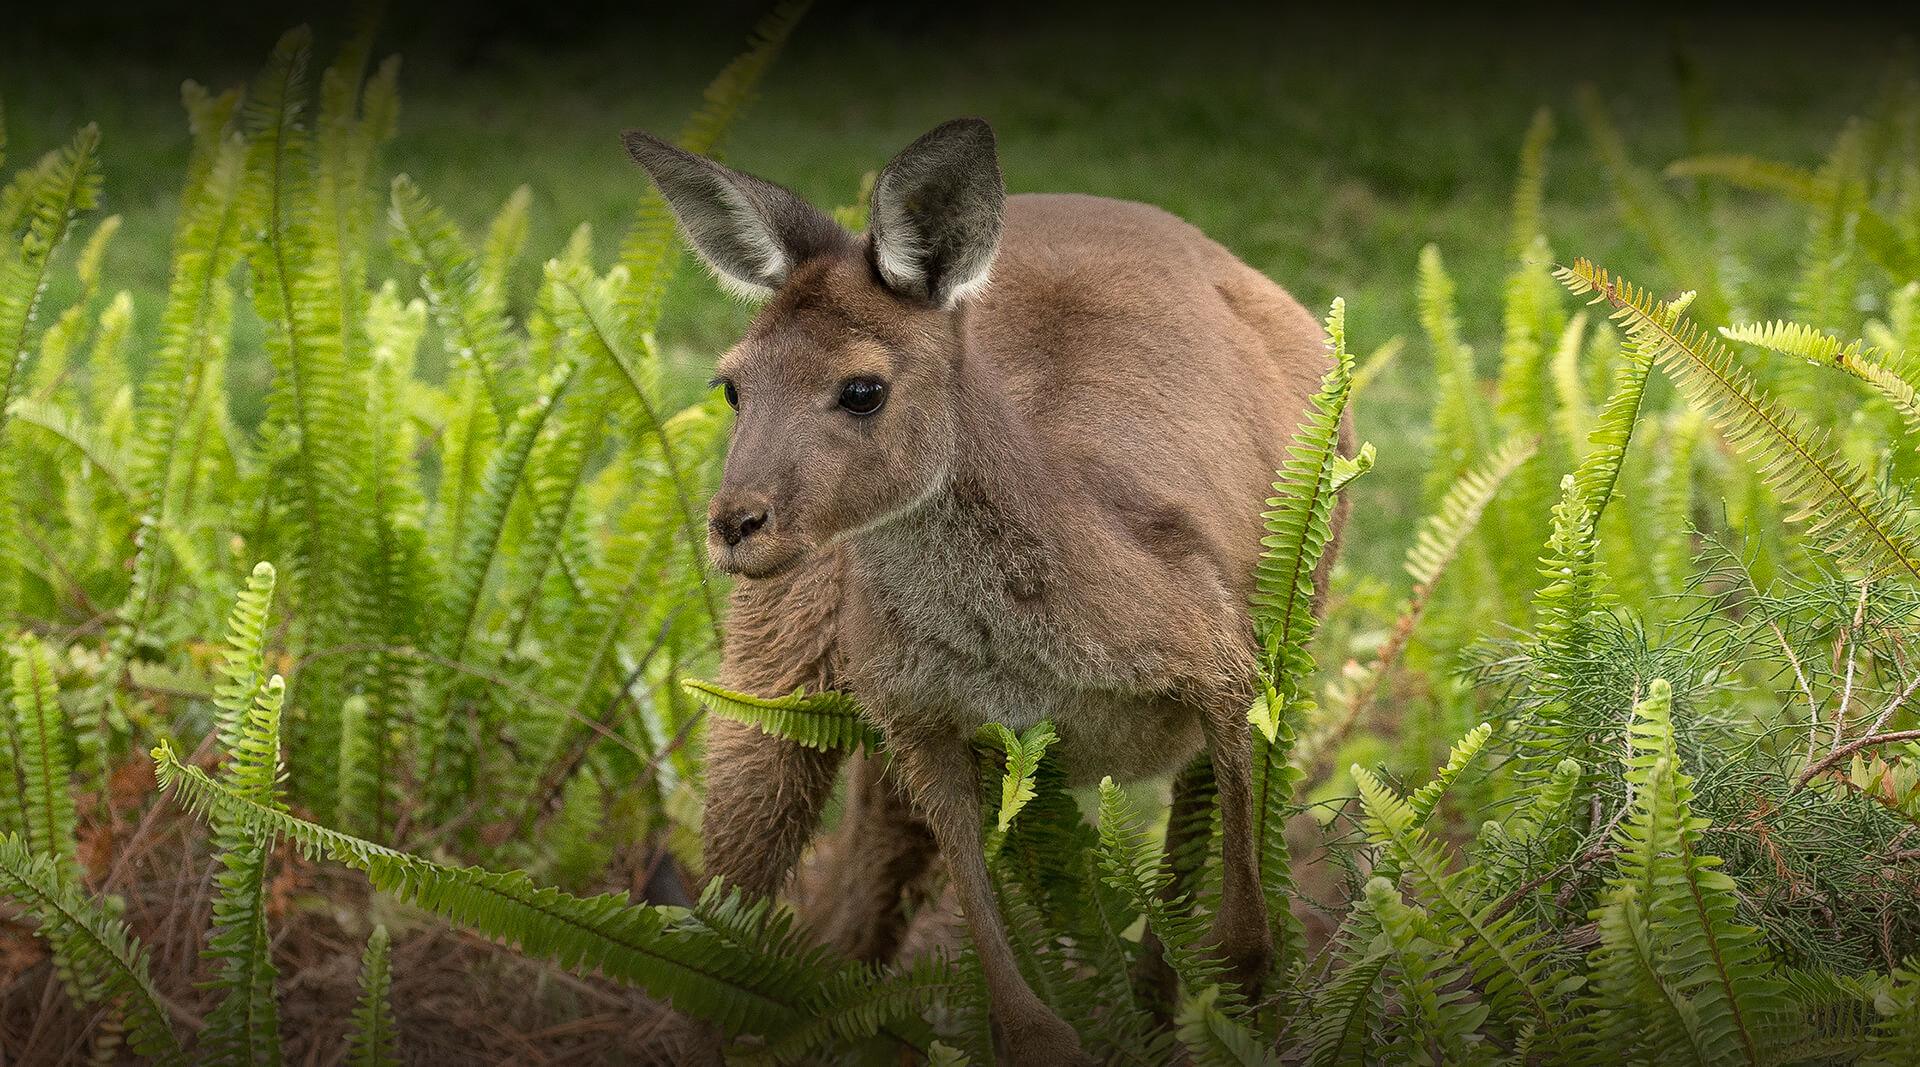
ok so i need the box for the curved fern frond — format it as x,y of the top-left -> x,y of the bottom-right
1407,434 -> 1539,591
1300,949 -> 1390,1067
1558,260 -> 1920,584
9,634 -> 76,879
1366,877 -> 1494,1066
154,742 -> 859,1036
1664,155 -> 1826,203
481,184 -> 532,302
1348,335 -> 1405,398
0,122 -> 101,436
618,0 -> 811,332
1572,292 -> 1690,525
1176,985 -> 1280,1066
212,562 -> 277,750
0,834 -> 184,1064
1095,776 -> 1220,997
346,925 -> 398,1067
980,720 -> 1057,856
1408,721 -> 1494,825
1354,766 -> 1563,1037
389,174 -> 524,420
681,678 -> 877,752
1722,319 -> 1920,436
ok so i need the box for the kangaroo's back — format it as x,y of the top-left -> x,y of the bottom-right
969,193 -> 1338,598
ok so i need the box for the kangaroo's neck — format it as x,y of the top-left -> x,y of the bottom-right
852,332 -> 1051,577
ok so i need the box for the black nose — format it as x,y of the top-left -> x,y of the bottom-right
714,508 -> 769,547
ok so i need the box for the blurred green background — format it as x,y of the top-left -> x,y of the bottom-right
1,3 -> 1907,575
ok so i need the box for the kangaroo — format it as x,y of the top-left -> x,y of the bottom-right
625,118 -> 1346,1064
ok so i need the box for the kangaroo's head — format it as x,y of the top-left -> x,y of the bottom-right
624,119 -> 1004,579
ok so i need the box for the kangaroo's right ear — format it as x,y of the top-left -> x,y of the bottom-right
622,131 -> 846,299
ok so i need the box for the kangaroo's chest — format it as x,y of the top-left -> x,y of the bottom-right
846,494 -> 1178,733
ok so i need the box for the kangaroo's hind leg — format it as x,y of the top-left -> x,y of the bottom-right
793,750 -> 939,962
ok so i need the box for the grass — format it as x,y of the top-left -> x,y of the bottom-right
0,4 -> 1903,576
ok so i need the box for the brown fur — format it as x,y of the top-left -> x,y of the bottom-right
636,127 -> 1346,1064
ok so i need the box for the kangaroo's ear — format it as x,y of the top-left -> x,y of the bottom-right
622,130 -> 846,299
869,118 -> 1004,307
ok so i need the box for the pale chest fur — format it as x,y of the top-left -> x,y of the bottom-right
844,486 -> 1208,779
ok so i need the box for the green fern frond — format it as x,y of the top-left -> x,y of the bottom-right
1407,721 -> 1494,825
1665,155 -> 1826,203
1299,948 -> 1390,1067
154,742 -> 861,1036
1508,107 -> 1555,261
198,672 -> 288,1067
1866,961 -> 1920,1067
1722,319 -> 1920,436
1252,298 -> 1359,672
1550,311 -> 1593,458
481,184 -> 533,300
980,720 -> 1057,855
389,174 -> 524,421
1589,679 -> 1786,1065
1349,335 -> 1405,398
212,561 -> 277,750
549,257 -> 720,638
1095,776 -> 1221,997
1407,435 -> 1539,590
1177,985 -> 1281,1066
1558,259 -> 1920,584
681,678 -> 877,751
1365,877 -> 1494,1066
0,834 -> 184,1064
1419,246 -> 1493,487
1354,766 -> 1564,1037
0,122 -> 101,436
7,396 -> 133,500
347,925 -> 399,1067
9,634 -> 76,879
619,0 -> 811,332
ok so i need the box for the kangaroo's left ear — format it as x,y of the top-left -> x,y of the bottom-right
869,118 -> 1004,307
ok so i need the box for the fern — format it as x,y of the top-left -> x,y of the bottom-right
618,0 -> 811,333
1095,776 -> 1221,996
1508,107 -> 1555,262
1407,721 -> 1493,825
681,678 -> 878,751
346,925 -> 399,1067
1558,259 -> 1920,584
0,834 -> 184,1064
1419,245 -> 1493,490
1249,300 -> 1369,966
0,122 -> 101,436
1722,318 -> 1920,437
1176,985 -> 1280,1066
9,634 -> 76,880
1310,433 -> 1534,778
1354,765 -> 1566,1040
481,184 -> 533,302
1582,679 -> 1787,1065
197,675 -> 287,1067
154,742 -> 880,1036
389,174 -> 524,421
1365,877 -> 1494,1066
981,720 -> 1057,859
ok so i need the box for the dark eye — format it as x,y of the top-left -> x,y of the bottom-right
718,380 -> 739,410
838,378 -> 888,416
